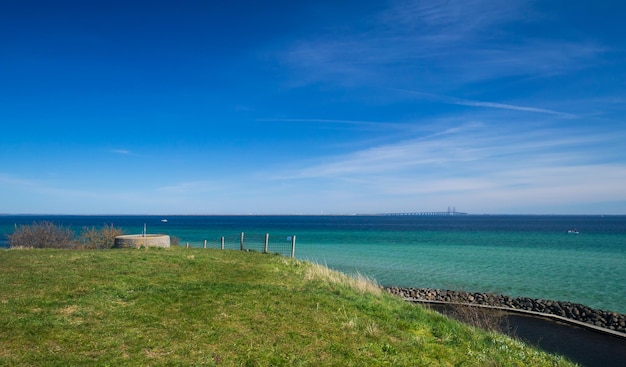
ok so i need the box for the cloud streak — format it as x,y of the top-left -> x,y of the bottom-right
280,0 -> 604,91
257,118 -> 405,130
449,99 -> 575,117
395,88 -> 577,117
263,117 -> 626,212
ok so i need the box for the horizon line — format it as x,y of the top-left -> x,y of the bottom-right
1,213 -> 624,217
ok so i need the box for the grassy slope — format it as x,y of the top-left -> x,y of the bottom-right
0,248 -> 576,366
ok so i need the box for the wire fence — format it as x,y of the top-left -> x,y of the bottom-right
182,232 -> 296,258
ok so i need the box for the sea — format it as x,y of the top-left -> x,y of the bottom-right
1,214 -> 625,314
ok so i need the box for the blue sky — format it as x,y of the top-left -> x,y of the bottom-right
1,0 -> 625,215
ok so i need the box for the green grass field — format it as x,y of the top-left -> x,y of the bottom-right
0,247 -> 577,366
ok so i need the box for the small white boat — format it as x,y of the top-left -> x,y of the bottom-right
161,219 -> 168,223
567,229 -> 579,234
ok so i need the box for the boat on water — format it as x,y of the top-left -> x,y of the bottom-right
568,229 -> 579,234
161,219 -> 168,223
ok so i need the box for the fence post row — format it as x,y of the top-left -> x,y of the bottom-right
188,232 -> 296,257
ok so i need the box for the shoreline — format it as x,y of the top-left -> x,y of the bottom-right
384,286 -> 626,335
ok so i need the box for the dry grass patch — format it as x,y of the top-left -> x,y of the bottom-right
441,303 -> 509,333
304,261 -> 382,296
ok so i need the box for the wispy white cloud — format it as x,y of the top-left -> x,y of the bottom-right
449,99 -> 575,117
378,0 -> 527,36
261,117 -> 626,213
280,0 -> 604,89
256,118 -> 422,135
0,174 -> 37,187
258,117 -> 399,129
278,122 -> 541,179
395,88 -> 577,117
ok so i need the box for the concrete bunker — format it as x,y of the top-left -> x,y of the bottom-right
114,234 -> 170,249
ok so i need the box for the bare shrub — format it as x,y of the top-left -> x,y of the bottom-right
448,304 -> 508,333
9,222 -> 125,250
9,222 -> 75,249
79,224 -> 123,249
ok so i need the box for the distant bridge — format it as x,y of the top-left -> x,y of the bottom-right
382,207 -> 468,216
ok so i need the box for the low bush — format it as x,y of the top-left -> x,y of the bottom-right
8,222 -> 75,249
79,224 -> 123,249
9,222 -> 124,249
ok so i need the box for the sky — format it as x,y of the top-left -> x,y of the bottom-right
1,0 -> 625,215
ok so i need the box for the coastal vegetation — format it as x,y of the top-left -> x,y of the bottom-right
0,247 -> 577,366
8,222 -> 122,249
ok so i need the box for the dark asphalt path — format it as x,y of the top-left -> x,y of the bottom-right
428,304 -> 626,367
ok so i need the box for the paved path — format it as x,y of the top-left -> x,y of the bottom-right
427,303 -> 626,367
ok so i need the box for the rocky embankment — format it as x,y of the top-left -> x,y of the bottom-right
385,287 -> 626,334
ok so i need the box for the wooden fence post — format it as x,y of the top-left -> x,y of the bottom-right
240,232 -> 245,251
221,236 -> 225,250
203,239 -> 207,249
291,235 -> 296,258
264,233 -> 269,253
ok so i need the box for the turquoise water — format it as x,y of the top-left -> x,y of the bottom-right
297,230 -> 625,313
1,215 -> 625,313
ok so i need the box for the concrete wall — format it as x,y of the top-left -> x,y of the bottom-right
114,234 -> 170,249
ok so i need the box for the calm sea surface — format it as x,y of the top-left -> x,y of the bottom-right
1,215 -> 625,314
